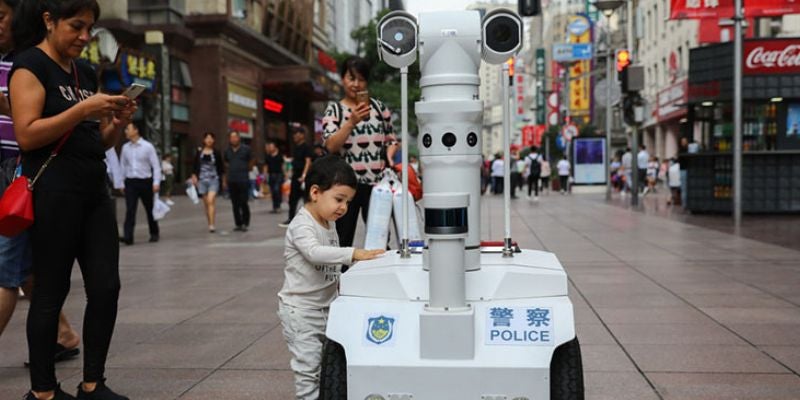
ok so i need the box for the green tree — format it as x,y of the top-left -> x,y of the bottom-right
332,9 -> 421,155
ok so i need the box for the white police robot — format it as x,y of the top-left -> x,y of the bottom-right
321,9 -> 584,400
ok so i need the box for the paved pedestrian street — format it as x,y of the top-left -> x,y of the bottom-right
2,193 -> 800,399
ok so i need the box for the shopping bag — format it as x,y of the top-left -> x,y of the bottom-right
185,183 -> 200,204
153,194 -> 171,220
364,177 -> 394,250
392,188 -> 422,241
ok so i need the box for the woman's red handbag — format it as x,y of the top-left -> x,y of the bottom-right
0,175 -> 34,237
0,61 -> 79,237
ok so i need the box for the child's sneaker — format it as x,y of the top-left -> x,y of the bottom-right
76,381 -> 129,400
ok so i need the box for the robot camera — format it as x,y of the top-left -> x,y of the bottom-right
481,9 -> 522,64
377,11 -> 418,69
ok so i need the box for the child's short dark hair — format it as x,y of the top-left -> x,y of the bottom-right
304,155 -> 357,201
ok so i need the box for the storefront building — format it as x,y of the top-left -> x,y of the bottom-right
185,5 -> 342,159
92,16 -> 195,181
683,38 -> 800,213
651,78 -> 690,160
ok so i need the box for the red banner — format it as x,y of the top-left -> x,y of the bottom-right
522,125 -> 546,148
744,39 -> 800,75
670,0 -> 800,19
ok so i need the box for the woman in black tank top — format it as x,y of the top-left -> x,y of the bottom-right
9,1 -> 136,399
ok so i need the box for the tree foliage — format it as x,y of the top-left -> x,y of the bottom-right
331,9 -> 422,142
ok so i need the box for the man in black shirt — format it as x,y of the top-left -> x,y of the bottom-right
263,140 -> 284,213
279,125 -> 312,228
224,131 -> 254,231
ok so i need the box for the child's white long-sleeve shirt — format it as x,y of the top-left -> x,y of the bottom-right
278,207 -> 354,309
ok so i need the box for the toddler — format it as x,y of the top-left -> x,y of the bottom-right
277,155 -> 384,399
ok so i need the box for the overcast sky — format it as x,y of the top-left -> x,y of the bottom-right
405,0 -> 478,17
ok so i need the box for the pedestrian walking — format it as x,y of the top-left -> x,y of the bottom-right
279,125 -> 312,228
321,56 -> 398,246
10,0 -> 136,397
0,0 -> 80,369
609,155 -> 622,192
278,155 -> 384,400
510,152 -> 521,198
621,147 -> 632,194
191,132 -> 224,232
557,157 -> 571,194
224,131 -> 253,231
160,153 -> 175,205
540,156 -> 551,195
525,146 -> 542,200
119,122 -> 161,244
637,145 -> 649,193
667,158 -> 681,206
263,139 -> 284,213
644,155 -> 658,195
490,153 -> 504,194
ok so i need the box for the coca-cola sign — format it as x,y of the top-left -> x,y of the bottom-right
744,39 -> 800,75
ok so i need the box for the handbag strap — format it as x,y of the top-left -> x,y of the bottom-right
28,61 -> 80,189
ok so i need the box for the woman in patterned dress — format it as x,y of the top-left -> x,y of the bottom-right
322,56 -> 398,247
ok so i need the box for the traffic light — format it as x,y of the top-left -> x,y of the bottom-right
615,49 -> 631,72
507,57 -> 514,86
616,49 -> 631,92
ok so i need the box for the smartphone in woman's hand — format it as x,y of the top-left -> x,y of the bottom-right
356,90 -> 369,105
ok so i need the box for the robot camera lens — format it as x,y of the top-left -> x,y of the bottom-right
442,132 -> 457,147
384,19 -> 416,53
422,133 -> 432,148
485,17 -> 519,53
467,132 -> 478,147
492,24 -> 511,42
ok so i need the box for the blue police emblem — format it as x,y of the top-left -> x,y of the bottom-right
366,315 -> 395,345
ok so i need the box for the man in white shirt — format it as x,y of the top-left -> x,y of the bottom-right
557,157 -> 571,194
490,154 -> 504,194
637,145 -> 649,193
119,123 -> 162,244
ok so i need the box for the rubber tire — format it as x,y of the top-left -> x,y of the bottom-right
550,337 -> 585,400
319,339 -> 347,400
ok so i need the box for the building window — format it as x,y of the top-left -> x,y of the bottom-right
233,0 -> 248,19
170,58 -> 191,122
315,0 -> 325,26
654,64 -> 659,87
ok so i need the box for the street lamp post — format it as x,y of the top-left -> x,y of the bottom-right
593,0 -> 624,201
733,0 -> 743,228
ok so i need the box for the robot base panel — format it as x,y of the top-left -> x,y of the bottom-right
325,251 -> 577,399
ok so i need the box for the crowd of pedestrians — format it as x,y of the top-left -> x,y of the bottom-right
483,146 -> 560,198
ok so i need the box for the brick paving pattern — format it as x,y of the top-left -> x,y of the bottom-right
2,192 -> 799,399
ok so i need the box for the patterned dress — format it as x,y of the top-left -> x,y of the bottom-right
322,98 -> 396,185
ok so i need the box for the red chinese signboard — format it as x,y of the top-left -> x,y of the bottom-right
744,39 -> 800,75
522,125 -> 546,148
317,50 -> 338,73
670,0 -> 800,19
